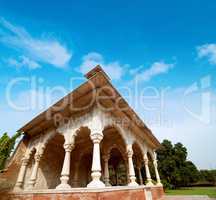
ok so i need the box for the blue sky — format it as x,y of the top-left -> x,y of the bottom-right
0,0 -> 216,169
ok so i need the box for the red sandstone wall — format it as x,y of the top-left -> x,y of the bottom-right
1,187 -> 164,200
0,138 -> 28,192
151,186 -> 164,200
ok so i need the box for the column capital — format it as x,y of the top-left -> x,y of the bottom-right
137,162 -> 142,169
21,157 -> 29,166
63,143 -> 74,152
144,158 -> 148,165
127,146 -> 133,158
34,154 -> 42,162
143,153 -> 149,163
153,159 -> 158,166
90,133 -> 103,143
102,154 -> 110,162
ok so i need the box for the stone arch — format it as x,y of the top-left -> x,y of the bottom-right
147,148 -> 156,161
101,124 -> 127,156
33,132 -> 65,189
23,147 -> 36,189
132,142 -> 144,185
70,126 -> 92,187
102,114 -> 129,139
101,125 -> 128,186
25,146 -> 37,158
108,147 -> 128,186
145,148 -> 156,182
107,144 -> 126,159
132,142 -> 144,163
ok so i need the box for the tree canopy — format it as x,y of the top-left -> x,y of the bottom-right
0,132 -> 22,170
156,140 -> 200,188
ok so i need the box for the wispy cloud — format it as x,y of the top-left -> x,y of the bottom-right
197,43 -> 216,65
1,88 -> 64,135
134,61 -> 174,82
7,56 -> 41,69
79,52 -> 128,80
0,18 -> 72,68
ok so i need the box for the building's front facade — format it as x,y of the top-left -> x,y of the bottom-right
1,66 -> 164,200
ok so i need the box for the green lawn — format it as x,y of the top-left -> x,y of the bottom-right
166,187 -> 216,198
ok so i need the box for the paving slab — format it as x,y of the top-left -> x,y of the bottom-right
162,195 -> 211,200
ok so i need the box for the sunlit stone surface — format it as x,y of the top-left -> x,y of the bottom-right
1,66 -> 164,200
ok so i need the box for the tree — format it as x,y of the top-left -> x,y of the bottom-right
0,132 -> 22,170
199,170 -> 216,185
157,139 -> 199,188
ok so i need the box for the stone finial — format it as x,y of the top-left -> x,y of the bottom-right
85,65 -> 110,80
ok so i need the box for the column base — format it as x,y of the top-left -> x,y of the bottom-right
105,182 -> 112,187
56,183 -> 72,190
87,171 -> 105,188
128,176 -> 139,186
56,176 -> 72,190
13,185 -> 23,192
71,180 -> 79,187
156,182 -> 163,186
26,181 -> 34,190
128,181 -> 139,186
146,181 -> 154,186
87,179 -> 105,188
104,178 -> 111,187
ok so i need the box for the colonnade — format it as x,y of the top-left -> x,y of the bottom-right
14,128 -> 162,191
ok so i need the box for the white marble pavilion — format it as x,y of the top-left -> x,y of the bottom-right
8,66 -> 162,193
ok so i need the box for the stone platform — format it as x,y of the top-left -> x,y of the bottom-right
2,186 -> 164,200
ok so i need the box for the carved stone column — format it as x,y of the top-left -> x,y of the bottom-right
27,153 -> 42,189
144,153 -> 153,186
72,162 -> 80,187
56,143 -> 74,189
14,157 -> 29,191
127,144 -> 138,186
126,161 -> 130,184
103,154 -> 111,186
87,133 -> 105,188
153,159 -> 162,186
137,163 -> 143,185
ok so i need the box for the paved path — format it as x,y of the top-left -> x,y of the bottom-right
162,195 -> 213,200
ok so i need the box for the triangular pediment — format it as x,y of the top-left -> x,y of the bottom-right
19,66 -> 160,149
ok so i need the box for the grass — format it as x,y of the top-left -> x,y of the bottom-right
166,187 -> 216,198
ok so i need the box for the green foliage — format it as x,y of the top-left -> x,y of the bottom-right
199,170 -> 216,185
157,139 -> 216,189
0,132 -> 22,170
157,139 -> 200,189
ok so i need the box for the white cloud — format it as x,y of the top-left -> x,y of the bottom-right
7,56 -> 41,69
0,18 -> 72,68
135,61 -> 174,81
79,52 -> 127,80
150,87 -> 216,169
127,82 -> 216,169
0,88 -> 66,135
197,43 -> 216,65
129,65 -> 144,75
